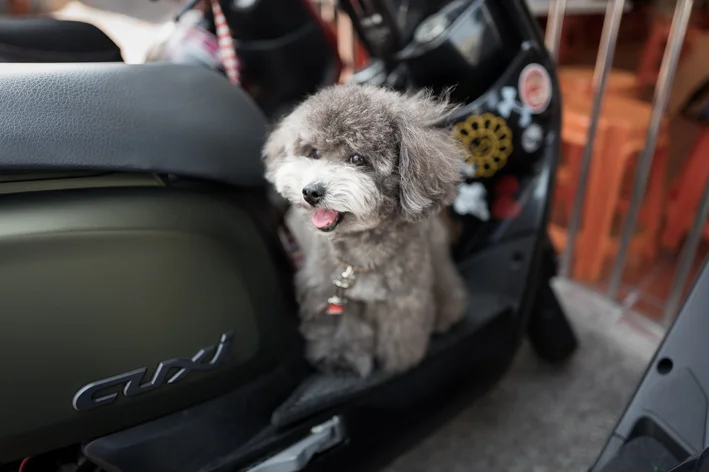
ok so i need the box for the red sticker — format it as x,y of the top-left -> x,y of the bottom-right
519,64 -> 551,114
492,175 -> 522,220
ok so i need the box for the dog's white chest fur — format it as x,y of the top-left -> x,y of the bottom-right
285,208 -> 389,305
345,271 -> 388,302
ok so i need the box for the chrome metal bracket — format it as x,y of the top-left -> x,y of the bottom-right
245,416 -> 347,472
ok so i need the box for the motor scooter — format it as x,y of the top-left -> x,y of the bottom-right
0,1 -> 577,470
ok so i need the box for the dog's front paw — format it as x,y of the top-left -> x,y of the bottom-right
307,344 -> 375,378
434,282 -> 467,334
301,317 -> 376,377
377,336 -> 428,374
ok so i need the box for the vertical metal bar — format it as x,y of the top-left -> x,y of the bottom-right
559,0 -> 625,278
608,0 -> 694,300
545,0 -> 568,62
663,184 -> 709,325
662,176 -> 709,326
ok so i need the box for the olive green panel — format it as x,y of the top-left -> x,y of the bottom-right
0,181 -> 293,461
0,172 -> 163,193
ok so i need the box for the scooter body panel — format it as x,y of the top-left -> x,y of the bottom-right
0,178 -> 300,462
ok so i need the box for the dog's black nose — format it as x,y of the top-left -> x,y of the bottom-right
302,183 -> 325,206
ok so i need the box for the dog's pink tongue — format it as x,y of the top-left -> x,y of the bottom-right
312,209 -> 339,229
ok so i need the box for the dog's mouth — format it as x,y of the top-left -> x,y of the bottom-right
312,209 -> 343,232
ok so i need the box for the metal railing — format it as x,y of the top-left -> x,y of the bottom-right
546,0 -> 699,327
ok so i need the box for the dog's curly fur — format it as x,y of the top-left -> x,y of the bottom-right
262,84 -> 468,377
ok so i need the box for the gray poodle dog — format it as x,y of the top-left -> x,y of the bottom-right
262,84 -> 468,377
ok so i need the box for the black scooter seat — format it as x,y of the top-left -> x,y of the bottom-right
0,18 -> 123,62
0,63 -> 268,187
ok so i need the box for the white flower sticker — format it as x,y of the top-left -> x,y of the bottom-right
453,182 -> 490,221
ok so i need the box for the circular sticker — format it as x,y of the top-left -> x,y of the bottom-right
452,113 -> 513,178
518,64 -> 552,114
521,123 -> 544,153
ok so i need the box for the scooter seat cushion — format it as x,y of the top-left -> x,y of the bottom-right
0,63 -> 268,187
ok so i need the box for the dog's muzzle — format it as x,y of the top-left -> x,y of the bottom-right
302,183 -> 326,206
302,182 -> 343,232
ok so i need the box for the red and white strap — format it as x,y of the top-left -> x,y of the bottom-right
210,0 -> 240,85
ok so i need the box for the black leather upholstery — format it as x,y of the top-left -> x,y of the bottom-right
0,63 -> 268,187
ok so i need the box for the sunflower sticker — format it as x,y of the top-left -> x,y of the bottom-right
453,113 -> 514,178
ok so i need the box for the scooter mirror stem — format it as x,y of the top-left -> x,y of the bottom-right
175,0 -> 203,21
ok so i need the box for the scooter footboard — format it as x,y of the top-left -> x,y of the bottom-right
272,234 -> 538,427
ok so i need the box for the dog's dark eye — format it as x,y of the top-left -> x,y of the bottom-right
309,149 -> 321,159
349,154 -> 366,166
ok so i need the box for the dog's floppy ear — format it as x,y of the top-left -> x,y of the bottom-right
397,92 -> 464,221
262,118 -> 294,184
262,119 -> 288,163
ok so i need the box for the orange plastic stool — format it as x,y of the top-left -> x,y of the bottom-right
559,66 -> 639,99
636,16 -> 700,90
550,95 -> 670,282
662,126 -> 709,252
